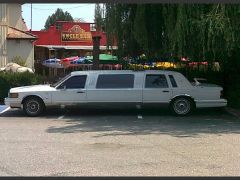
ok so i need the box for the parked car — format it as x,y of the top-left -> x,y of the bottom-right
4,70 -> 227,116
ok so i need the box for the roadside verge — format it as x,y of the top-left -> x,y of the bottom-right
224,107 -> 240,119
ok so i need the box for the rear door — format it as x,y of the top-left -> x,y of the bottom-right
143,73 -> 172,103
87,73 -> 142,103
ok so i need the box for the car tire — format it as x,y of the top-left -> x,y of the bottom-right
23,97 -> 45,117
170,97 -> 193,116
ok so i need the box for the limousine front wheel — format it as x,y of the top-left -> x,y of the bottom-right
171,97 -> 193,116
23,97 -> 45,117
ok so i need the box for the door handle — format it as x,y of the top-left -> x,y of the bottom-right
77,91 -> 85,93
162,90 -> 169,93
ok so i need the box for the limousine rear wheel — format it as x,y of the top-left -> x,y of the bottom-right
23,97 -> 45,117
171,97 -> 193,116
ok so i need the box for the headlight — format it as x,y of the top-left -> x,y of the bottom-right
9,93 -> 19,98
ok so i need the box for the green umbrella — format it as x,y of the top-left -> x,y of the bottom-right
86,54 -> 118,64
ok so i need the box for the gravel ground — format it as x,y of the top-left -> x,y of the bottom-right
0,107 -> 240,176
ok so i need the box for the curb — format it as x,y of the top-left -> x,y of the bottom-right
224,107 -> 240,119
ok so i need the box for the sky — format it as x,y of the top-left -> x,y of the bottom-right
22,3 -> 96,31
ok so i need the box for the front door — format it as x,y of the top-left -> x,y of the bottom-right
52,75 -> 87,105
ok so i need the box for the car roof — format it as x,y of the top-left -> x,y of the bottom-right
71,70 -> 180,75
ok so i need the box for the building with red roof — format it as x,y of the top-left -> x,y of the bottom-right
31,21 -> 117,62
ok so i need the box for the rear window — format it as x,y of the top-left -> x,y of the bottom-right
96,74 -> 134,89
145,74 -> 168,88
169,75 -> 178,87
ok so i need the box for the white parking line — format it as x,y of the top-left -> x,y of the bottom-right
0,107 -> 10,114
57,115 -> 65,120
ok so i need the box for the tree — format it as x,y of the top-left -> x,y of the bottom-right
44,8 -> 73,30
104,4 -> 240,107
94,3 -> 104,31
104,4 -> 240,62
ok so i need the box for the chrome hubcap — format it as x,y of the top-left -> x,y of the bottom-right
27,100 -> 39,113
173,99 -> 190,115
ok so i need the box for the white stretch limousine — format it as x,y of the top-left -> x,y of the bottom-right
5,70 -> 227,116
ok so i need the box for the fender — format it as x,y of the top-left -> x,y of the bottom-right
21,94 -> 45,104
169,94 -> 195,103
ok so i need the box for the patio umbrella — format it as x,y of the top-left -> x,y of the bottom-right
60,56 -> 79,68
42,58 -> 64,68
69,57 -> 92,66
70,57 -> 86,65
86,54 -> 118,64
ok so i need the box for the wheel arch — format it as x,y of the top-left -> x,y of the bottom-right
21,95 -> 45,106
169,94 -> 196,108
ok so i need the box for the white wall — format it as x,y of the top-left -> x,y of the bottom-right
0,3 -> 34,68
0,3 -> 7,68
7,40 -> 34,69
7,3 -> 27,30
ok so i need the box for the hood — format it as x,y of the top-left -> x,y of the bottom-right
10,84 -> 55,93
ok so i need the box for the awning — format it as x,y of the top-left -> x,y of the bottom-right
36,45 -> 118,50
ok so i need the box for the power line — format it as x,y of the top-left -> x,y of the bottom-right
28,3 -> 94,7
30,3 -> 84,7
30,3 -> 32,31
23,4 -> 94,11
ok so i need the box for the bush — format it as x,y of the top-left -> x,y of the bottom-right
174,68 -> 240,109
224,75 -> 240,109
227,88 -> 240,109
0,72 -> 43,102
176,68 -> 224,86
11,56 -> 26,66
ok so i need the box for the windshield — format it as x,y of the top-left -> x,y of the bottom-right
51,74 -> 71,88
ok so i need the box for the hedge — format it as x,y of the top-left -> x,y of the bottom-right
0,72 -> 43,102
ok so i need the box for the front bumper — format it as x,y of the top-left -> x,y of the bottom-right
4,98 -> 22,108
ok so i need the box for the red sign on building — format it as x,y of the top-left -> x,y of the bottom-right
61,25 -> 92,42
31,21 -> 117,49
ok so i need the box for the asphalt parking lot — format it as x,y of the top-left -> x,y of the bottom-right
0,107 -> 240,176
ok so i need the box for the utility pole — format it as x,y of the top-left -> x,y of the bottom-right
92,35 -> 101,70
30,3 -> 32,32
102,4 -> 105,18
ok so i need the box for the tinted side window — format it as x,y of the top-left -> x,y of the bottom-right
169,75 -> 178,87
145,74 -> 168,88
96,74 -> 134,89
58,75 -> 87,89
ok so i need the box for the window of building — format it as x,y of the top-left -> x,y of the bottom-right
145,74 -> 169,88
90,24 -> 96,31
169,75 -> 178,88
58,75 -> 87,89
96,74 -> 134,89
